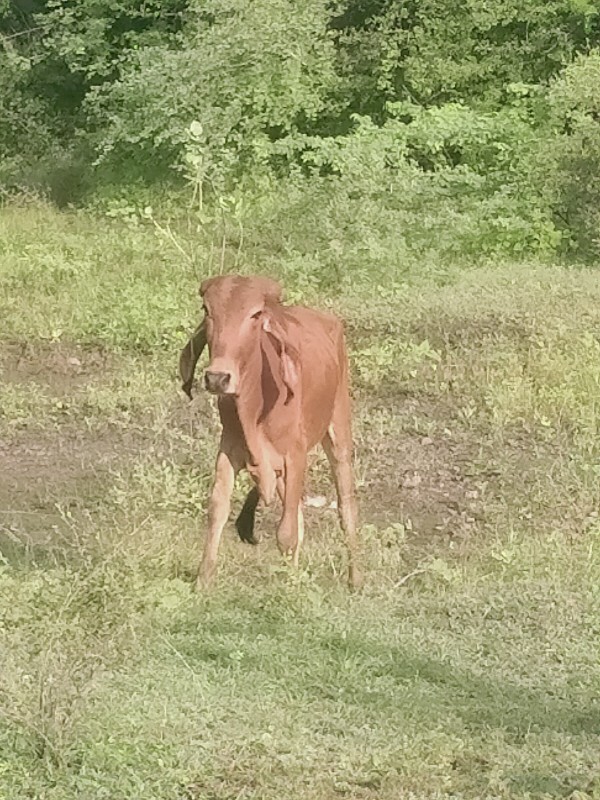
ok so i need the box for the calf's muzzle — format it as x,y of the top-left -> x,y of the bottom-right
204,370 -> 231,394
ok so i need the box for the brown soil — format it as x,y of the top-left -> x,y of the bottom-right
0,343 -> 133,547
1,340 -> 112,393
1,341 -> 575,563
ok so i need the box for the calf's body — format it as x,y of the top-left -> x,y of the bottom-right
179,275 -> 361,589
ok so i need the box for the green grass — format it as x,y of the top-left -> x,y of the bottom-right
2,202 -> 600,799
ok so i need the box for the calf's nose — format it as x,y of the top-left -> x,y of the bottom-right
204,370 -> 231,394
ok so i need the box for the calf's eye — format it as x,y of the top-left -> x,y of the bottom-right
251,310 -> 263,320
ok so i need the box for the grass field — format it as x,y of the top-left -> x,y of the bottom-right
1,202 -> 600,799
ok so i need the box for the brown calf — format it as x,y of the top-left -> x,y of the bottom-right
179,275 -> 361,589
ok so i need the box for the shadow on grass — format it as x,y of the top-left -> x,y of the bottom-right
170,604 -> 600,742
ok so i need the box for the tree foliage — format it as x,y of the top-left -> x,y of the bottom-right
331,0 -> 600,117
85,0 -> 336,184
1,0 -> 600,259
544,50 -> 600,258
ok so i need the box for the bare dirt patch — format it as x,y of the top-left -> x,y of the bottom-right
0,343 -> 137,548
1,340 -> 112,394
0,425 -> 149,551
349,388 -> 585,563
1,341 -> 583,566
352,392 -> 486,560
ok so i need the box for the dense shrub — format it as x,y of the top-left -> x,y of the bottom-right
249,103 -> 559,280
543,50 -> 600,259
83,0 -> 336,186
1,0 -> 600,261
0,54 -> 58,188
331,0 -> 600,118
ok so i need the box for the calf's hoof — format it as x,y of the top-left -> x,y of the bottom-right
276,528 -> 298,557
195,563 -> 217,592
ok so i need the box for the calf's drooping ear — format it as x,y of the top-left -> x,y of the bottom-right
179,320 -> 207,399
262,315 -> 298,403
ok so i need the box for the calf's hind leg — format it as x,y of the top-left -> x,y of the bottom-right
322,405 -> 362,590
196,447 -> 240,590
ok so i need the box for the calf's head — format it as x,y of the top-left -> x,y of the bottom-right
179,275 -> 298,400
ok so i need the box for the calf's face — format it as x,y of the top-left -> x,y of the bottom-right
201,276 -> 282,396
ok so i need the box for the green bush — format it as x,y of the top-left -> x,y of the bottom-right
246,103 -> 559,281
0,0 -> 599,265
0,53 -> 58,190
84,0 -> 336,186
332,0 -> 600,118
544,50 -> 600,259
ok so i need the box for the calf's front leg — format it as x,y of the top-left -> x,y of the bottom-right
276,475 -> 304,567
196,448 -> 238,590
